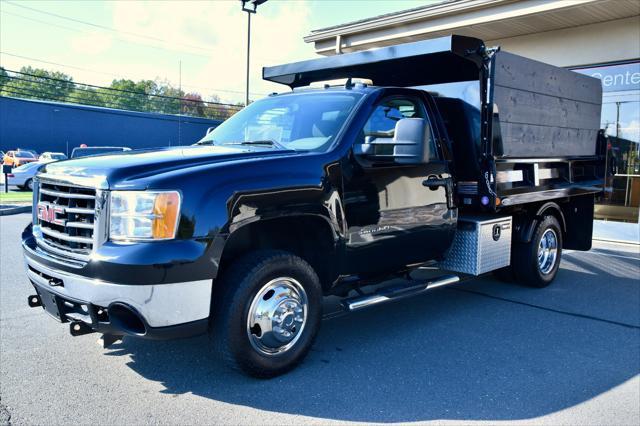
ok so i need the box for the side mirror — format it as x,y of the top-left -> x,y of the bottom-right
355,118 -> 431,165
393,118 -> 430,164
206,126 -> 216,135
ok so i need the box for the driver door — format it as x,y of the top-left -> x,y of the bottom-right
341,94 -> 457,276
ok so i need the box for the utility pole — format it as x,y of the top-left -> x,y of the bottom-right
178,60 -> 182,146
246,11 -> 251,107
240,0 -> 268,107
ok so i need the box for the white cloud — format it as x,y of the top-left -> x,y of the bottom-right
620,119 -> 640,143
70,31 -> 113,56
108,1 -> 314,103
5,1 -> 316,103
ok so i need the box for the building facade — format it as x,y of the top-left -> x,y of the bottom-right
306,0 -> 640,224
0,97 -> 221,156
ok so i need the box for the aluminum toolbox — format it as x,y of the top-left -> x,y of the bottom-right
440,216 -> 512,275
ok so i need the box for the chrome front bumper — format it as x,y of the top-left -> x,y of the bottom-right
24,253 -> 212,329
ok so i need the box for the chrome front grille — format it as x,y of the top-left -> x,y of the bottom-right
35,179 -> 98,259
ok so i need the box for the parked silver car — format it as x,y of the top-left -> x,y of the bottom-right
7,161 -> 46,190
39,152 -> 67,161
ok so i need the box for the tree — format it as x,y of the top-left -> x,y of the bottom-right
200,94 -> 241,120
0,67 -> 8,92
99,79 -> 148,111
149,79 -> 183,114
181,93 -> 206,117
0,66 -> 75,101
0,65 -> 237,119
70,86 -> 106,107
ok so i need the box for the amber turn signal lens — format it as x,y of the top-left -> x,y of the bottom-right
152,192 -> 180,239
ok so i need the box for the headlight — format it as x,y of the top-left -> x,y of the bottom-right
109,191 -> 181,241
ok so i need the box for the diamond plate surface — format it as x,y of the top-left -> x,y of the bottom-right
440,216 -> 512,275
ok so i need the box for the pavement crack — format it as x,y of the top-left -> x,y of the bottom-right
0,397 -> 12,426
448,287 -> 640,330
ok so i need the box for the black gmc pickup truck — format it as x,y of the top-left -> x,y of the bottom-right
23,35 -> 605,377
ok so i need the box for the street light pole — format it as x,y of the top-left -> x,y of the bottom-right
240,0 -> 267,107
245,11 -> 251,107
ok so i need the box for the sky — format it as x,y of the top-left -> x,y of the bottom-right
0,0 -> 431,104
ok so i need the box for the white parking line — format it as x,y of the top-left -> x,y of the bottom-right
565,250 -> 640,261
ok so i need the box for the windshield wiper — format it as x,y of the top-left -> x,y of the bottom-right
225,140 -> 275,146
225,140 -> 289,149
199,140 -> 287,149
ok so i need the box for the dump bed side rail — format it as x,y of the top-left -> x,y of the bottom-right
494,155 -> 605,207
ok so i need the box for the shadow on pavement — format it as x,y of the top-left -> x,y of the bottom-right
106,256 -> 640,423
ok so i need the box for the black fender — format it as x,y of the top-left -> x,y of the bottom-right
200,179 -> 346,283
213,211 -> 342,289
514,201 -> 566,243
536,202 -> 567,232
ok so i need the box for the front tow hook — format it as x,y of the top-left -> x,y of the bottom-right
27,294 -> 42,308
69,321 -> 94,337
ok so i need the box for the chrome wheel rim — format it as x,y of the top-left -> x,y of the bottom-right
246,277 -> 308,356
537,229 -> 558,275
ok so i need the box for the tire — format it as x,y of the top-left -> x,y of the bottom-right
25,179 -> 33,191
211,250 -> 323,378
512,215 -> 562,288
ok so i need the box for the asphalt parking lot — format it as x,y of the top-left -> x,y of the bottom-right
1,213 -> 639,425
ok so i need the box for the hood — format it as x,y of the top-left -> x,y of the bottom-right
40,144 -> 298,188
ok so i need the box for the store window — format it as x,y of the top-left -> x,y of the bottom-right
574,62 -> 640,223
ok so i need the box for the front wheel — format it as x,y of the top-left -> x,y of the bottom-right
513,215 -> 563,288
211,250 -> 322,378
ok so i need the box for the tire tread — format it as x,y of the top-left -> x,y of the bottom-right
512,215 -> 562,288
211,249 -> 321,378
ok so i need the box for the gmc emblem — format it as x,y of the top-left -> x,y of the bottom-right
37,203 -> 67,226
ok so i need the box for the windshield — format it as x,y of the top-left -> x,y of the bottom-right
197,92 -> 362,152
16,152 -> 35,158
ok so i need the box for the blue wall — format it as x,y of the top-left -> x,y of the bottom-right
0,96 -> 222,155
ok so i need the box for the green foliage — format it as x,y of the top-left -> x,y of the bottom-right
0,67 -> 240,120
0,67 -> 8,91
101,79 -> 148,111
70,86 -> 106,107
1,66 -> 74,101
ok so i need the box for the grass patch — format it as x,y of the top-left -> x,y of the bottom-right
0,191 -> 33,203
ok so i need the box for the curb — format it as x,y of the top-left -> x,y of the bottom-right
0,205 -> 31,216
592,237 -> 640,246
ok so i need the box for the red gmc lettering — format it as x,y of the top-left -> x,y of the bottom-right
37,203 -> 66,226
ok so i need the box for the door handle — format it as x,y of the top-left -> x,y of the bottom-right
422,177 -> 448,188
423,175 -> 454,208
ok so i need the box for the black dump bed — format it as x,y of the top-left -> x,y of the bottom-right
492,51 -> 602,158
264,35 -> 606,211
432,96 -> 482,184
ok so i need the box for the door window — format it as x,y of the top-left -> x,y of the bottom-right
362,97 -> 438,160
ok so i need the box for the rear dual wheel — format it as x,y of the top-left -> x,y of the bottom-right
211,250 -> 322,378
495,215 -> 562,288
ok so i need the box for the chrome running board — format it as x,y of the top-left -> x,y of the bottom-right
341,274 -> 460,312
